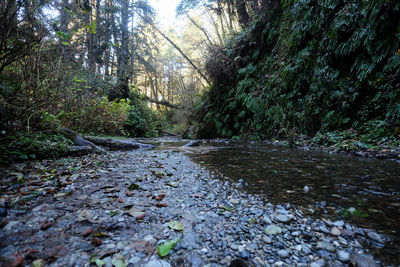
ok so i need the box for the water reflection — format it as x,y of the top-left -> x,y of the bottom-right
147,137 -> 400,264
186,141 -> 400,235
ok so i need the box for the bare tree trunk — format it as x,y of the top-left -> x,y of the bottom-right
249,0 -> 259,15
260,0 -> 279,13
235,0 -> 249,27
186,15 -> 213,46
133,9 -> 210,85
59,0 -> 71,60
87,0 -> 96,73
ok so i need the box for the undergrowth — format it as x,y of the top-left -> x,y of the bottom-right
194,0 -> 400,144
0,131 -> 73,165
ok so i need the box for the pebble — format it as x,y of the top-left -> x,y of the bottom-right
144,259 -> 172,267
275,214 -> 291,223
333,220 -> 345,227
367,232 -> 384,244
277,249 -> 290,258
316,241 -> 335,252
330,227 -> 341,236
337,250 -> 350,262
0,149 -> 383,267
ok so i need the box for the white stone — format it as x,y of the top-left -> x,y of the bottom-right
337,250 -> 350,262
330,227 -> 341,236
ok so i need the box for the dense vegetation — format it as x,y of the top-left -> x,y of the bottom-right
194,0 -> 400,147
1,0 -> 400,164
0,0 -> 204,164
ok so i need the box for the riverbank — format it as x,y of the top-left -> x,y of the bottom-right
261,134 -> 400,161
0,148 -> 389,266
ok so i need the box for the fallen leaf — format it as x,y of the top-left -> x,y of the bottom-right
78,209 -> 93,221
133,241 -> 154,254
158,238 -> 179,257
155,203 -> 168,208
93,232 -> 110,238
108,211 -> 118,217
94,259 -> 106,266
111,254 -> 127,267
40,222 -> 53,231
146,193 -> 152,197
54,191 -> 73,198
91,237 -> 102,246
10,253 -> 24,267
127,210 -> 146,219
89,253 -> 106,266
82,228 -> 93,237
32,259 -> 45,267
125,191 -> 133,197
168,220 -> 184,231
155,194 -> 166,201
135,213 -> 146,220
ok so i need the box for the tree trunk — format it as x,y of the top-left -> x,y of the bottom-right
133,9 -> 210,85
235,0 -> 249,26
260,0 -> 280,13
249,0 -> 259,14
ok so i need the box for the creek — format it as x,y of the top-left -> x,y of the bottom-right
140,137 -> 400,264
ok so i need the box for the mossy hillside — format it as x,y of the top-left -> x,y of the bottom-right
198,0 -> 400,144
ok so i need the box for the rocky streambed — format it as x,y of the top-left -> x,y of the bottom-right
0,148 -> 388,266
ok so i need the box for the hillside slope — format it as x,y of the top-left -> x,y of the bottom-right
196,0 -> 400,144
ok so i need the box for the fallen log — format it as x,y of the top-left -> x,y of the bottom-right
83,136 -> 155,150
60,128 -> 106,154
183,140 -> 202,147
161,130 -> 180,137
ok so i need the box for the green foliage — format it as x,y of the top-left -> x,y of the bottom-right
340,208 -> 368,219
158,238 -> 180,257
60,97 -> 131,136
197,0 -> 400,141
311,120 -> 399,149
0,131 -> 73,165
124,95 -> 168,137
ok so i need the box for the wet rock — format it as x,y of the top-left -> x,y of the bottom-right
367,232 -> 384,244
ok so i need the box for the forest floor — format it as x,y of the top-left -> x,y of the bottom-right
0,146 -> 387,267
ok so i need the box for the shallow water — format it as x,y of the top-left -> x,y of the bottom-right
144,137 -> 400,263
186,140 -> 400,263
